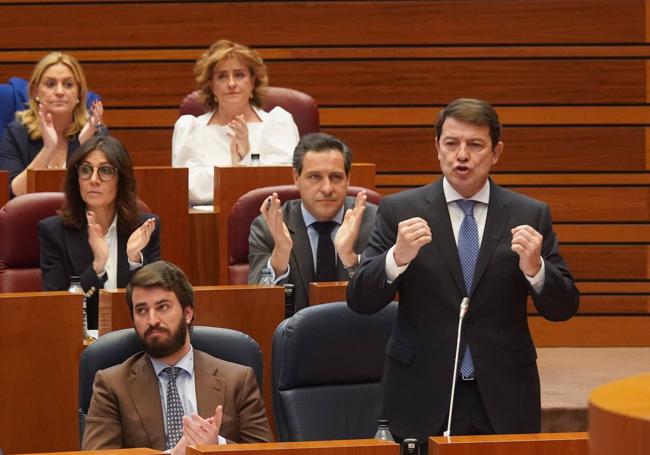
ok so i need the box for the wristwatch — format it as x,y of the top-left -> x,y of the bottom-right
343,254 -> 362,278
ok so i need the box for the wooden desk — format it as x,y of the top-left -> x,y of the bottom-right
429,432 -> 588,455
0,291 -> 83,454
19,449 -> 161,455
188,439 -> 398,455
309,281 -> 348,306
98,285 -> 285,432
25,166 -> 190,272
206,163 -> 376,285
0,169 -> 9,207
589,373 -> 650,455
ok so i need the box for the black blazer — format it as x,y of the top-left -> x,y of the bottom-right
0,120 -> 80,198
347,178 -> 579,440
38,213 -> 161,329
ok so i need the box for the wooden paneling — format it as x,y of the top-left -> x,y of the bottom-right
325,127 -> 648,173
1,60 -> 645,107
0,292 -> 83,453
530,315 -> 650,347
112,129 -> 173,167
7,45 -> 650,63
133,167 -> 190,273
0,1 -> 642,49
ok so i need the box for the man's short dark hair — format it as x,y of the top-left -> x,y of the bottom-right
292,132 -> 352,175
126,261 -> 194,322
435,98 -> 502,148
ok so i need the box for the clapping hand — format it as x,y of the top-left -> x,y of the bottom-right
260,192 -> 292,275
79,100 -> 104,144
87,211 -> 109,274
37,101 -> 58,152
334,191 -> 367,267
126,217 -> 156,262
182,405 -> 224,447
227,114 -> 250,163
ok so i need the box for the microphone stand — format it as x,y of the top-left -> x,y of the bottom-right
443,297 -> 470,437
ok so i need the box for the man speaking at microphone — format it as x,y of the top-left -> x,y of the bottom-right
347,98 -> 579,446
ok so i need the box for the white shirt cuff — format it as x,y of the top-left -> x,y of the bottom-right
128,252 -> 144,271
265,258 -> 290,284
385,245 -> 409,283
525,258 -> 545,294
217,435 -> 227,445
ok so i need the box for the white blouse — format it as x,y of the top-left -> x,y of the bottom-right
172,106 -> 300,205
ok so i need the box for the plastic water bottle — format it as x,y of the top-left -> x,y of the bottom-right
259,267 -> 273,286
69,276 -> 94,346
374,419 -> 395,441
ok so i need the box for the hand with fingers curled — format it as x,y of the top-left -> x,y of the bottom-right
392,217 -> 432,267
334,191 -> 367,267
126,217 -> 157,262
260,192 -> 292,275
79,100 -> 105,144
511,224 -> 543,277
227,114 -> 250,163
86,211 -> 109,274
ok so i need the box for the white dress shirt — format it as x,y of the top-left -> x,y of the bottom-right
96,215 -> 144,288
172,106 -> 299,205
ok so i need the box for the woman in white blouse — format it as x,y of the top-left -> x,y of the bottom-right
172,39 -> 300,205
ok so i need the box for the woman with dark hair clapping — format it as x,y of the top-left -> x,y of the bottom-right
39,135 -> 160,329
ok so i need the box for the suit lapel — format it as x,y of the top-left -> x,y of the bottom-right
63,225 -> 93,274
424,181 -> 466,296
194,351 -> 226,418
472,180 -> 510,295
286,203 -> 315,293
126,354 -> 166,450
116,230 -> 129,285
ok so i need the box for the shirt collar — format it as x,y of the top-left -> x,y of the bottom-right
150,345 -> 194,378
104,214 -> 118,239
301,202 -> 345,227
442,177 -> 490,205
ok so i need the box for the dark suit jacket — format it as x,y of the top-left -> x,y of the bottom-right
248,196 -> 377,311
0,120 -> 80,198
82,349 -> 274,450
347,178 -> 579,440
38,212 -> 161,329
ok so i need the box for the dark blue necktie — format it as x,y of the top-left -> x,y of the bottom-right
456,199 -> 479,378
313,221 -> 338,282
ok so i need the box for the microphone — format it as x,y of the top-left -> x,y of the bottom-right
443,297 -> 470,437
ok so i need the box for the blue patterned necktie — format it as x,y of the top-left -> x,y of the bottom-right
164,367 -> 184,449
456,199 -> 479,378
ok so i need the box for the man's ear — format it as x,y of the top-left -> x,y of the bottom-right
292,168 -> 300,187
184,305 -> 194,325
491,141 -> 504,165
